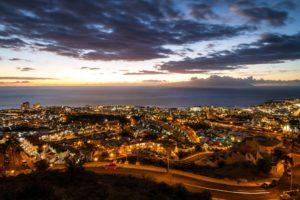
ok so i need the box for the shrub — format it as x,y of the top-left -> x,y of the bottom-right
34,159 -> 49,172
256,158 -> 272,174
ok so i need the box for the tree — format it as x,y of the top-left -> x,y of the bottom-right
65,155 -> 85,174
100,151 -> 109,160
256,158 -> 272,174
273,148 -> 285,161
283,155 -> 294,176
37,146 -> 43,154
198,190 -> 212,200
195,144 -> 203,152
217,160 -> 225,168
34,159 -> 49,172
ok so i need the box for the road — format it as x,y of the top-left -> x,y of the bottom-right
82,163 -> 279,200
180,151 -> 213,162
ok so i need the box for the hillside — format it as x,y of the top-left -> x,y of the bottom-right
0,170 -> 212,200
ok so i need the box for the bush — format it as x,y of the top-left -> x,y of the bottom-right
198,190 -> 212,200
17,182 -> 56,200
217,161 -> 225,168
256,158 -> 272,174
0,171 -> 212,200
34,160 -> 49,172
65,155 -> 85,174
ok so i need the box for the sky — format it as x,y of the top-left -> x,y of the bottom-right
0,0 -> 300,87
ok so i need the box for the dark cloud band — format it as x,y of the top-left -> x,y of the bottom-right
0,0 -> 253,61
159,32 -> 300,73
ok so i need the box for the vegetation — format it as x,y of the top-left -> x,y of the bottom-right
65,155 -> 86,174
256,158 -> 272,174
34,159 -> 49,172
0,170 -> 212,200
119,156 -> 270,180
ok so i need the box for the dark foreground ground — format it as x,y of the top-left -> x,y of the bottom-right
0,170 -> 212,200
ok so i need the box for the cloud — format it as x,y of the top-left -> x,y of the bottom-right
9,58 -> 21,61
9,58 -> 31,62
0,77 -> 55,80
0,80 -> 31,86
125,69 -> 209,75
80,67 -> 100,70
0,1 -> 253,61
0,81 -> 31,85
174,75 -> 254,88
206,43 -> 215,49
15,81 -> 30,83
189,3 -> 219,20
255,79 -> 300,87
159,32 -> 300,73
17,67 -> 35,71
170,75 -> 300,88
275,0 -> 297,10
230,1 -> 289,26
0,38 -> 27,49
124,70 -> 168,75
142,79 -> 166,83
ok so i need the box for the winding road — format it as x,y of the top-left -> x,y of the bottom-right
82,162 -> 280,200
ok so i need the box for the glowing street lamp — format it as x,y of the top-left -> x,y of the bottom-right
109,152 -> 114,160
93,157 -> 99,162
10,170 -> 15,175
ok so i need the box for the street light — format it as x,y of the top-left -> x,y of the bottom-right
93,157 -> 99,162
109,152 -> 114,158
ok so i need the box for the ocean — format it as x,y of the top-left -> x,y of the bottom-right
0,86 -> 299,109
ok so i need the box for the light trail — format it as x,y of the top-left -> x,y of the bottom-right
183,183 -> 270,195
